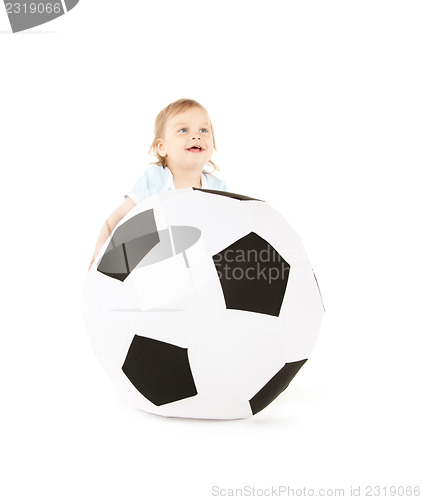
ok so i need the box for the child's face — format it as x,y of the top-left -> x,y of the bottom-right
156,107 -> 214,170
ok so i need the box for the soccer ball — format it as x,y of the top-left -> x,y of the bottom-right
81,188 -> 324,419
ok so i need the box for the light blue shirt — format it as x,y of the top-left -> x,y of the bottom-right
126,165 -> 228,204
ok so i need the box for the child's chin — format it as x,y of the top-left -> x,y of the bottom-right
185,158 -> 208,168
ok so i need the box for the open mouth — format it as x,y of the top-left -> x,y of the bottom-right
187,146 -> 204,153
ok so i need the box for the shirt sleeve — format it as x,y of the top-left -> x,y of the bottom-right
125,167 -> 159,204
205,173 -> 229,192
219,180 -> 228,192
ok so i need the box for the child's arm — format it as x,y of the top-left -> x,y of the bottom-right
88,197 -> 137,270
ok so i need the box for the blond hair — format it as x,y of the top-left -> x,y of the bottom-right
149,98 -> 219,173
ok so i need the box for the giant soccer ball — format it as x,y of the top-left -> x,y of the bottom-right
81,188 -> 324,419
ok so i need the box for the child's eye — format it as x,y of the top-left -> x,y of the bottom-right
200,128 -> 208,133
179,128 -> 188,133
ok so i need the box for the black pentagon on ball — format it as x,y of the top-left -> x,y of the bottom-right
249,359 -> 307,415
122,335 -> 198,406
192,187 -> 264,202
213,232 -> 290,316
97,209 -> 160,282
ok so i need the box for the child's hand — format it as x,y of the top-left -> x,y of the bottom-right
88,198 -> 136,273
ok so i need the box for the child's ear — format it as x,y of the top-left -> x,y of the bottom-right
155,139 -> 166,158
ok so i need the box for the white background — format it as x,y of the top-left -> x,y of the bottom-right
1,1 -> 421,499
